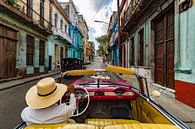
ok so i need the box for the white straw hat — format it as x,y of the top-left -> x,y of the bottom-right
25,77 -> 67,109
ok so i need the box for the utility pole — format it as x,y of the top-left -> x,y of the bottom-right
117,0 -> 121,66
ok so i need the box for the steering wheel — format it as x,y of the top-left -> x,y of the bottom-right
72,87 -> 90,117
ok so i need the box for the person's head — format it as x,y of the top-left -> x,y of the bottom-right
25,78 -> 67,109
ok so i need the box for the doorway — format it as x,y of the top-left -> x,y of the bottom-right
154,6 -> 174,89
0,24 -> 17,79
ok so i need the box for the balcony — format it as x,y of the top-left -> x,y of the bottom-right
123,0 -> 142,28
0,0 -> 52,34
78,44 -> 84,52
52,27 -> 72,44
123,0 -> 155,31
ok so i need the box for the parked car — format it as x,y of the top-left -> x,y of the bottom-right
62,58 -> 83,71
15,65 -> 191,129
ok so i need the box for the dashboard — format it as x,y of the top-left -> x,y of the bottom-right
72,87 -> 137,101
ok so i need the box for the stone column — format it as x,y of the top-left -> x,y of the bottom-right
16,30 -> 27,77
34,38 -> 40,74
44,36 -> 50,73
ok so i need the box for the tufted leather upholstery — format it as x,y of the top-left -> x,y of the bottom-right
85,119 -> 140,126
103,124 -> 179,129
24,123 -> 179,129
25,124 -> 98,129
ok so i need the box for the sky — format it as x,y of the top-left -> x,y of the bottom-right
58,0 -> 118,50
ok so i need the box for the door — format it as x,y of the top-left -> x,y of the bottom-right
166,8 -> 174,89
130,37 -> 135,66
55,45 -> 59,68
0,37 -> 6,79
60,47 -> 64,70
49,55 -> 52,71
122,44 -> 126,67
6,40 -> 16,77
138,29 -> 144,66
154,6 -> 174,89
0,24 -> 17,79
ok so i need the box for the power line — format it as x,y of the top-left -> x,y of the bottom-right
89,0 -> 104,26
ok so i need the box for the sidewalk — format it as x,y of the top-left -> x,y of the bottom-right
0,72 -> 60,91
120,74 -> 195,129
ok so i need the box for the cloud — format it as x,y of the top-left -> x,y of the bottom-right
58,0 -> 117,50
89,0 -> 112,12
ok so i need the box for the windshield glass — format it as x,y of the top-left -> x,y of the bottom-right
77,71 -> 141,90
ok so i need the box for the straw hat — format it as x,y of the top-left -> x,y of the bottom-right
25,77 -> 67,109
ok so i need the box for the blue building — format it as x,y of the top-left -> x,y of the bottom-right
68,23 -> 84,59
48,0 -> 71,72
60,0 -> 84,59
108,12 -> 119,65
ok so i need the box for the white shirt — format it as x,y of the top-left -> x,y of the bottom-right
21,94 -> 76,125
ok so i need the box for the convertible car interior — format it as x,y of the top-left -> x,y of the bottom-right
17,65 -> 190,129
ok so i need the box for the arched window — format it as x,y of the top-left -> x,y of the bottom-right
54,13 -> 58,28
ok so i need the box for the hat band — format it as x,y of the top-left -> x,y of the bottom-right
38,86 -> 57,97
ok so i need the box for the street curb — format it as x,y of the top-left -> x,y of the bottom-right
0,72 -> 60,91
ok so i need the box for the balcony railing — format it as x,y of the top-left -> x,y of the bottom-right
52,27 -> 72,44
2,0 -> 51,32
124,0 -> 142,27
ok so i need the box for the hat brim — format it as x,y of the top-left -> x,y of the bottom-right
26,83 -> 67,109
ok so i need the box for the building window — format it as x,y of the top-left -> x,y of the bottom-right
55,14 -> 58,28
130,36 -> 135,66
65,24 -> 67,33
39,40 -> 45,65
27,0 -> 33,18
138,29 -> 144,66
60,20 -> 63,32
73,50 -> 75,58
26,35 -> 34,65
40,0 -> 44,25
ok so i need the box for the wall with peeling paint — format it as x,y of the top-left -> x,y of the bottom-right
175,6 -> 195,83
0,13 -> 48,76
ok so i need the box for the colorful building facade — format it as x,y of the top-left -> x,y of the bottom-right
174,0 -> 195,108
0,0 -> 51,78
79,15 -> 89,64
60,0 -> 84,59
108,12 -> 119,65
118,0 -> 195,108
48,0 -> 71,72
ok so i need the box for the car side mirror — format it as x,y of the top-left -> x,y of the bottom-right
151,90 -> 161,97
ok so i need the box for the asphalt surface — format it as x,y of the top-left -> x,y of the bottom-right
0,60 -> 106,129
86,59 -> 106,69
2,60 -> 193,129
0,80 -> 37,129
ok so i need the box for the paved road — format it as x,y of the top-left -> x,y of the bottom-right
0,80 -> 37,129
0,76 -> 82,129
0,60 -> 106,129
86,59 -> 105,69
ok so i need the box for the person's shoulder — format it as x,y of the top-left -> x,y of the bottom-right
21,107 -> 32,119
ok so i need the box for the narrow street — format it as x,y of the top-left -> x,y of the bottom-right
0,59 -> 106,129
0,81 -> 38,129
85,57 -> 105,69
0,58 -> 103,129
0,0 -> 195,129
